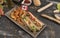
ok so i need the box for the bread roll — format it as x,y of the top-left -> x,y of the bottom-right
33,0 -> 41,6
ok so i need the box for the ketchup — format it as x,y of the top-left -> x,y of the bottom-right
24,0 -> 30,3
0,8 -> 4,15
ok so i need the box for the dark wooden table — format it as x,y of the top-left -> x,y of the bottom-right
0,0 -> 60,38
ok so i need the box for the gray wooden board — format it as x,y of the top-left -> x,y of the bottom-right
5,6 -> 46,38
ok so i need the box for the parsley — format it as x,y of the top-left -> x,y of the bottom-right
31,26 -> 36,31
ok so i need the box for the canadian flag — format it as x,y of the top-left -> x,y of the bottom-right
21,5 -> 28,10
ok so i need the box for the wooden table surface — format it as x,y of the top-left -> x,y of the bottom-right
0,0 -> 60,38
